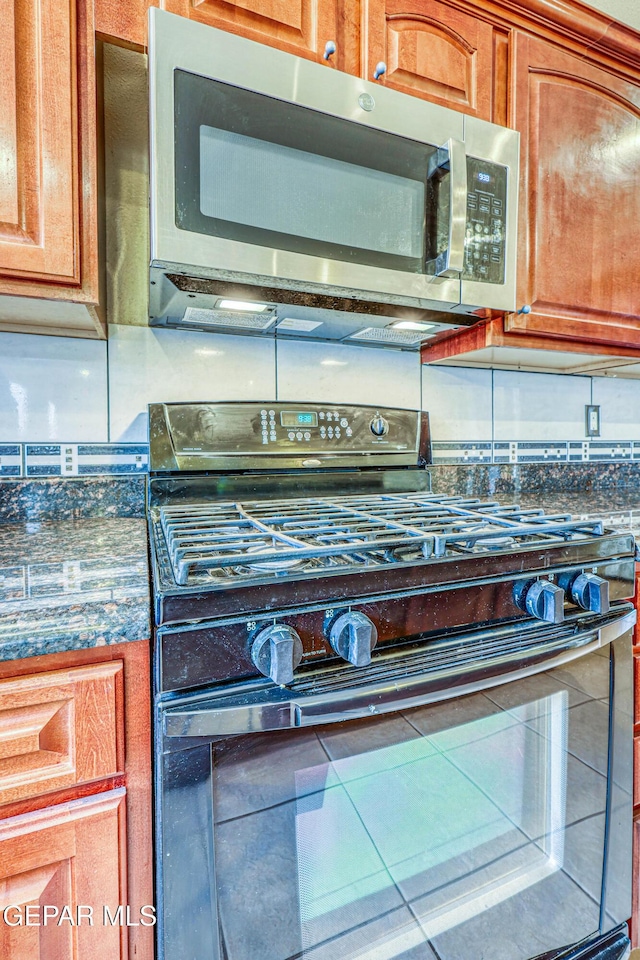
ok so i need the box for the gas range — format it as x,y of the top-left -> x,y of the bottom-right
149,401 -> 636,960
147,401 -> 635,692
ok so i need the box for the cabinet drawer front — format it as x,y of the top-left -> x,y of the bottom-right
0,662 -> 123,806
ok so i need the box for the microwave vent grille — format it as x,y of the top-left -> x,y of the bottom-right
348,326 -> 427,346
182,307 -> 275,331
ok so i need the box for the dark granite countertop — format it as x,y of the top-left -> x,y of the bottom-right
0,517 -> 150,661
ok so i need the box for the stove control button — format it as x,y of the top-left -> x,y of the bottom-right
571,573 -> 610,614
251,624 -> 303,686
328,612 -> 378,667
370,415 -> 389,437
514,579 -> 564,624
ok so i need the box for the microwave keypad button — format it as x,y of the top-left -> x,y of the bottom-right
346,428 -> 353,437
340,418 -> 348,428
320,427 -> 326,437
304,432 -> 311,441
288,431 -> 295,440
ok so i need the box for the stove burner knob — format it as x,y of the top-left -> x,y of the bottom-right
329,612 -> 378,667
370,415 -> 389,437
514,579 -> 565,624
251,625 -> 303,686
571,573 -> 610,614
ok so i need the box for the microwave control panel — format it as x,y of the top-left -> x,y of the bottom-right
463,159 -> 507,284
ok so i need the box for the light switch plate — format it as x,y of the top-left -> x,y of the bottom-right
585,404 -> 600,437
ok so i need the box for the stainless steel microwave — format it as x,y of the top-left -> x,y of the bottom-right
149,9 -> 520,349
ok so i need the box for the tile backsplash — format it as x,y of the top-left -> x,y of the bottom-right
0,325 -> 423,474
3,324 -> 640,476
422,364 -> 640,464
108,324 -> 277,442
0,333 -> 108,442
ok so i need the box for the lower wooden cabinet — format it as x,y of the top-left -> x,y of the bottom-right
0,790 -> 127,959
0,642 -> 153,960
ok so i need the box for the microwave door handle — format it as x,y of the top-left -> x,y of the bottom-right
427,138 -> 467,278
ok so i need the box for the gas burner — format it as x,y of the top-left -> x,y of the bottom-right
244,543 -> 307,574
155,494 -> 606,588
472,535 -> 517,551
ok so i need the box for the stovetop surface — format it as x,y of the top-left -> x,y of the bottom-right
151,493 -> 609,591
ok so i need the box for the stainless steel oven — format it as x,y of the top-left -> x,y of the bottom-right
148,11 -> 520,346
148,401 -> 635,960
158,614 -> 633,960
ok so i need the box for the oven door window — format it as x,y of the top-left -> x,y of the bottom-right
212,651 -> 609,960
174,70 -> 436,274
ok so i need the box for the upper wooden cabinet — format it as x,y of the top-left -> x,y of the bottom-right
98,0 -> 360,74
165,0 -> 359,72
506,31 -> 640,349
0,0 -> 104,338
365,0 -> 508,123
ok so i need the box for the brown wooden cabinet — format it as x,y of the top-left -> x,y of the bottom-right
0,642 -> 153,960
505,31 -> 640,349
0,791 -> 127,960
0,0 -> 104,338
98,0 -> 360,74
364,0 -> 508,123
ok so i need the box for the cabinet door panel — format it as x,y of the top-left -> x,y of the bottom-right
366,0 -> 498,119
163,0 -> 354,69
0,790 -> 126,960
0,662 -> 123,807
0,0 -> 77,282
508,33 -> 640,346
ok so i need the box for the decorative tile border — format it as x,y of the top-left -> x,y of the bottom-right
3,439 -> 640,474
432,441 -> 640,465
431,442 -> 492,464
0,445 -> 22,477
23,444 -> 149,478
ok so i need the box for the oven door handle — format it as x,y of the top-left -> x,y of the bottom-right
163,610 -> 634,737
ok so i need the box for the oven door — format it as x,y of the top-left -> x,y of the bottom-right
156,610 -> 634,960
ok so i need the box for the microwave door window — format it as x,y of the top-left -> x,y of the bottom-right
199,127 -> 424,260
174,70 -> 435,274
212,655 -> 609,960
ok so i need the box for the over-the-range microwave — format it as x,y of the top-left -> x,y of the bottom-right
149,9 -> 520,350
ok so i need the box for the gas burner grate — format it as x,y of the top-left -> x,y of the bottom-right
157,494 -> 605,586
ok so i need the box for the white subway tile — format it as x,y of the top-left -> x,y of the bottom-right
0,333 -> 108,442
493,371 -> 590,441
108,325 -> 276,441
592,378 -> 640,440
421,365 -> 492,441
277,341 -> 421,409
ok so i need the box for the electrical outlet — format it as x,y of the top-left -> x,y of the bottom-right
585,405 -> 600,437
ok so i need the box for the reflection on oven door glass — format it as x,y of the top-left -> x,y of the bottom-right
214,667 -> 608,960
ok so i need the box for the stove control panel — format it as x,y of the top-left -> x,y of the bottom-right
150,401 -> 428,470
